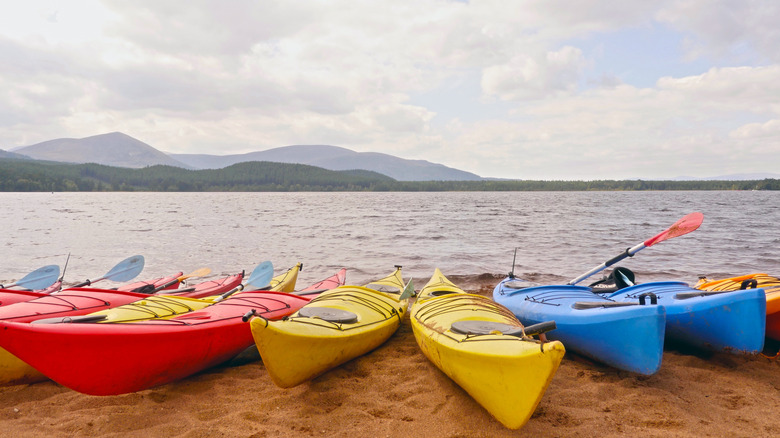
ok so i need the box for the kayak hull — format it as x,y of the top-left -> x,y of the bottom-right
412,270 -> 564,429
697,273 -> 780,341
0,348 -> 46,386
251,269 -> 407,388
0,291 -> 312,395
493,279 -> 666,375
606,281 -> 766,353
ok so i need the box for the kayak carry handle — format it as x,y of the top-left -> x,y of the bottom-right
741,279 -> 758,290
242,309 -> 257,322
638,292 -> 658,305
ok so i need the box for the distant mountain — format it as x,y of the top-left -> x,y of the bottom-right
14,132 -> 190,169
171,145 -> 483,181
11,132 -> 482,181
0,149 -> 31,160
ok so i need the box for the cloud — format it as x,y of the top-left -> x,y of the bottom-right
445,64 -> 780,179
0,1 -> 778,179
730,119 -> 780,139
481,46 -> 586,100
657,66 -> 780,110
657,0 -> 780,62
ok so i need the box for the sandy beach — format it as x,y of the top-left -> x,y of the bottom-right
1,279 -> 779,438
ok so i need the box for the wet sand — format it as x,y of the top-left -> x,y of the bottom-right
1,279 -> 779,437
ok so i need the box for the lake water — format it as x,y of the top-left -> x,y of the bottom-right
1,191 -> 778,291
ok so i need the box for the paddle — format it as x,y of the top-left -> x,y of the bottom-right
0,265 -> 60,290
567,212 -> 704,285
70,255 -> 146,288
141,267 -> 212,294
213,261 -> 274,303
399,279 -> 416,300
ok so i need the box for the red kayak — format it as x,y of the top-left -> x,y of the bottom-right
0,274 -> 179,308
115,273 -> 184,292
0,288 -> 156,323
163,272 -> 244,298
298,268 -> 347,293
0,290 -> 313,395
0,271 -> 253,323
0,280 -> 63,306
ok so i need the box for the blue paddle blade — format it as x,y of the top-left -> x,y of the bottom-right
6,265 -> 60,290
245,261 -> 274,289
101,255 -> 145,283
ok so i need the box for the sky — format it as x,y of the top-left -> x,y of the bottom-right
1,0 -> 779,180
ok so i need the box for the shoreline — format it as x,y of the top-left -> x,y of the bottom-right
1,280 -> 779,437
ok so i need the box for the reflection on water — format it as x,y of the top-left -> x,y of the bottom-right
1,191 -> 778,289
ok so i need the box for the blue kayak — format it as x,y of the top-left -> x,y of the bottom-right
601,281 -> 766,353
493,277 -> 666,375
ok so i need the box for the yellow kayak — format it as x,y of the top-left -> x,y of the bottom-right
0,263 -> 299,386
696,273 -> 780,339
250,266 -> 410,388
411,269 -> 565,430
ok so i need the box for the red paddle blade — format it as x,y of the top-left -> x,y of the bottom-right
643,212 -> 703,247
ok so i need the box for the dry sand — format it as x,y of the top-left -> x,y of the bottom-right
1,280 -> 779,438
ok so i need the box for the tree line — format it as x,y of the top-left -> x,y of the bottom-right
1,159 -> 778,191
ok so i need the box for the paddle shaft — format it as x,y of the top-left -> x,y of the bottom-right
213,261 -> 273,303
567,212 -> 703,285
568,241 -> 645,285
148,268 -> 212,293
213,284 -> 244,303
72,277 -> 106,288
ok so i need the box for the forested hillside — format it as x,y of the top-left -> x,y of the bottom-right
0,160 -> 394,191
1,159 -> 778,191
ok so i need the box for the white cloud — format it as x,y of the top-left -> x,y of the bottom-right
657,0 -> 780,62
445,63 -> 780,179
481,46 -> 586,100
657,66 -> 780,110
0,1 -> 779,179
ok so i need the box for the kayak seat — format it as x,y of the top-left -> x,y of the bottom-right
430,290 -> 456,297
365,284 -> 401,294
572,301 -> 638,310
675,290 -> 731,300
298,307 -> 358,324
450,320 -> 523,336
503,280 -> 541,290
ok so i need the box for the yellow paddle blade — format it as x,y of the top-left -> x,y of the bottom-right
179,267 -> 211,281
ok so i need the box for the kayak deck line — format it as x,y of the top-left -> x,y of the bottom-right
116,293 -> 300,327
1,289 -> 153,321
516,289 -> 631,307
95,295 -> 202,319
415,294 -> 519,321
414,295 -> 548,346
279,287 -> 404,332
